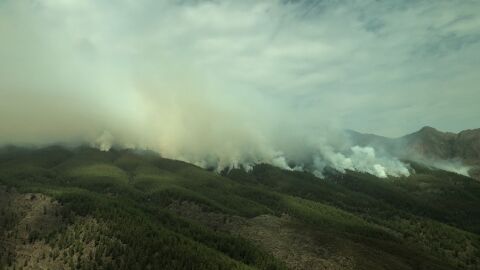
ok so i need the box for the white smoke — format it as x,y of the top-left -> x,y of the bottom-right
93,131 -> 114,152
6,0 -> 475,179
424,159 -> 471,177
311,145 -> 410,178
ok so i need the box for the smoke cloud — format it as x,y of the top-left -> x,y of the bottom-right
1,0 -> 478,178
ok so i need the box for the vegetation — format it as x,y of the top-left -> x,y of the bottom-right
1,146 -> 479,269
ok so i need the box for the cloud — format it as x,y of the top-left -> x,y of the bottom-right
0,0 -> 478,176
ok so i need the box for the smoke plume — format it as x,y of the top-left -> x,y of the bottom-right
2,0 -> 478,178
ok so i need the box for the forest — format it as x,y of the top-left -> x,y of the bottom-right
0,146 -> 479,270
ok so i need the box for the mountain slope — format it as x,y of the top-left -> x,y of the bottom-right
348,126 -> 480,179
1,146 -> 479,269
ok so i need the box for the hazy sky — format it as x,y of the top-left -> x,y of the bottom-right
0,0 -> 479,173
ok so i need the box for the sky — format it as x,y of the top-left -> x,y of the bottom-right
0,0 -> 479,175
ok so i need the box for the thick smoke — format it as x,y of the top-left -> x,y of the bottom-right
5,0 -> 477,178
310,145 -> 409,178
94,131 -> 115,152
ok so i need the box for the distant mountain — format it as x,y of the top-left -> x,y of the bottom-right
348,126 -> 480,179
401,126 -> 458,159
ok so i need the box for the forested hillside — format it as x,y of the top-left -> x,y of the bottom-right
1,146 -> 479,270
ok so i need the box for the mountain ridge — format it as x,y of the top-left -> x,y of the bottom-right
348,126 -> 480,179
